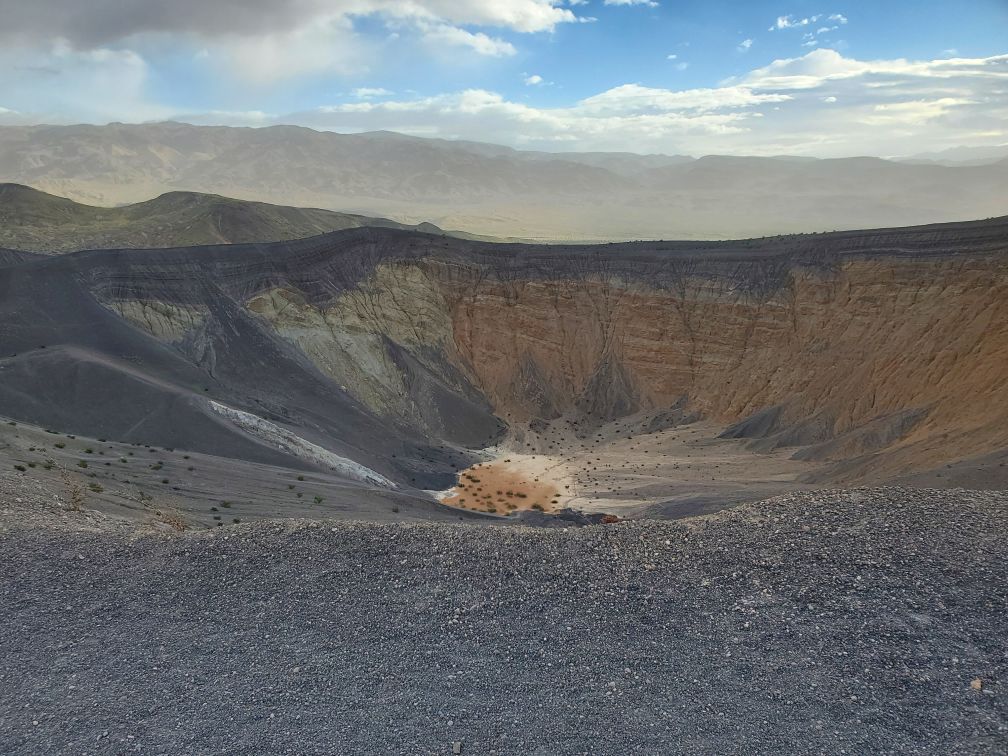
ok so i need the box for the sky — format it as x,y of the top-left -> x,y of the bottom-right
0,0 -> 1006,157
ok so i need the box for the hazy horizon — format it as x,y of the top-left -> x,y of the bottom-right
7,118 -> 1008,164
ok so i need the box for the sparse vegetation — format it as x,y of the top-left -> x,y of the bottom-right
154,508 -> 188,532
59,466 -> 86,512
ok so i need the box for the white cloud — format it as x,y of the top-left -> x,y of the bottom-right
6,44 -> 1007,160
577,83 -> 790,115
1,1 -> 585,43
666,53 -> 678,60
738,38 -> 753,53
418,22 -> 516,57
604,0 -> 659,6
0,40 -> 173,122
770,14 -> 821,30
524,74 -> 544,85
352,87 -> 393,98
770,11 -> 847,46
297,50 -> 1008,157
0,1 -> 587,84
218,14 -> 368,82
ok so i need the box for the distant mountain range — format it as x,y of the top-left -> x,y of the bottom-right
0,183 -> 499,253
1,122 -> 1006,240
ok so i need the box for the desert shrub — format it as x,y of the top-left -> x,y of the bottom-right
54,442 -> 65,449
88,483 -> 104,493
313,495 -> 323,504
60,466 -> 85,512
156,508 -> 188,532
77,460 -> 88,469
13,464 -> 26,472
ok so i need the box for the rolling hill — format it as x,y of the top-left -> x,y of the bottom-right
0,183 -> 463,253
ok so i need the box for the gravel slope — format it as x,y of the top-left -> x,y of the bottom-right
1,479 -> 1005,754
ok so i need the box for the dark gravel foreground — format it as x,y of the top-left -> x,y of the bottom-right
1,482 -> 1006,755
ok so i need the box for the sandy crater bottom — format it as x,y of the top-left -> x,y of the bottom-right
440,416 -> 822,518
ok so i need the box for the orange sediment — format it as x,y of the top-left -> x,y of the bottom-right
440,460 -> 564,515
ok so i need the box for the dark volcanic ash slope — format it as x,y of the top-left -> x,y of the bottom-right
1,481 -> 1005,753
0,217 -> 1007,514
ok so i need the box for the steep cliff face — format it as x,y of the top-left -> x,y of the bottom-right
1,220 -> 1005,502
235,221 -> 1008,484
437,256 -> 1008,481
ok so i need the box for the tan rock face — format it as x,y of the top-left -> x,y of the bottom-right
246,249 -> 1007,484
442,256 -> 1008,480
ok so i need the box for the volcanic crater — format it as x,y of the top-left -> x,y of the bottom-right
2,216 -> 1007,524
